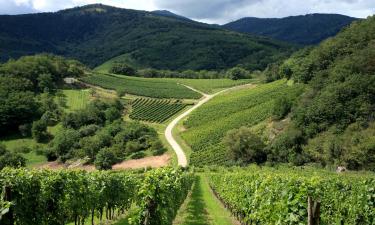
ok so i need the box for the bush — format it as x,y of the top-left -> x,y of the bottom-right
226,67 -> 250,80
31,120 -> 49,142
94,148 -> 118,170
0,145 -> 26,169
272,96 -> 292,120
110,63 -> 136,76
131,151 -> 146,159
224,127 -> 266,164
18,123 -> 32,137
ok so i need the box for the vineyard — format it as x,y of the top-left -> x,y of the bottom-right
0,168 -> 193,225
81,74 -> 201,99
182,80 -> 304,166
130,98 -> 190,123
207,166 -> 375,225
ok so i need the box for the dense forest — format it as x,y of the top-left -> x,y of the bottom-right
224,14 -> 358,45
0,4 -> 293,71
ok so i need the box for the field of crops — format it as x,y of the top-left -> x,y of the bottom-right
0,168 -> 193,225
130,98 -> 189,123
81,73 -> 201,99
182,80 -> 304,166
170,78 -> 254,94
207,166 -> 375,225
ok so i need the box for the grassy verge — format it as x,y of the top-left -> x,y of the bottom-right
173,175 -> 235,225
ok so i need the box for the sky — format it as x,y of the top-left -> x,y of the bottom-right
0,0 -> 374,24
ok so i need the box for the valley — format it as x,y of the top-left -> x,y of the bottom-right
0,3 -> 374,225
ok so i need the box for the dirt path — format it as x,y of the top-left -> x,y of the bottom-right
165,83 -> 255,167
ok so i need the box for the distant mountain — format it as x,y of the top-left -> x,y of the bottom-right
0,4 -> 294,71
224,14 -> 358,45
151,10 -> 191,21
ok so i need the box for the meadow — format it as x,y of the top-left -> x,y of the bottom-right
181,80 -> 304,166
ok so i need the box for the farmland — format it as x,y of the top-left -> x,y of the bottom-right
130,98 -> 190,123
81,73 -> 202,99
181,80 -> 304,166
208,166 -> 375,224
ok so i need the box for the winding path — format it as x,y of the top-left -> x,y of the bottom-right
165,84 -> 254,167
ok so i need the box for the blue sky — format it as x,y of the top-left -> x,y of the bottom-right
0,0 -> 374,24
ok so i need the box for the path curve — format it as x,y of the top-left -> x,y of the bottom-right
165,84 -> 254,167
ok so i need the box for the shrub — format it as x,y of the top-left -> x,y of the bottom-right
272,96 -> 292,120
94,148 -> 118,170
31,120 -> 49,142
110,63 -> 136,76
224,127 -> 266,164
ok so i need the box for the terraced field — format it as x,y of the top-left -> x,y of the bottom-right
181,80 -> 305,166
81,73 -> 201,99
130,98 -> 190,123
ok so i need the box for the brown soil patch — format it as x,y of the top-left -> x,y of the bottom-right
112,154 -> 171,170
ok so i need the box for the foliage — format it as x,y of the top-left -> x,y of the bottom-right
0,4 -> 293,71
81,73 -> 201,99
131,168 -> 194,225
226,67 -> 251,80
0,144 -> 26,170
208,166 -> 375,225
0,54 -> 85,136
94,148 -> 118,170
0,168 -> 139,225
272,96 -> 292,120
265,16 -> 375,169
130,98 -> 189,123
224,13 -> 357,45
31,120 -> 49,143
224,127 -> 266,164
110,63 -> 136,76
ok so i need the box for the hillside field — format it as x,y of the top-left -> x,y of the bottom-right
181,80 -> 304,166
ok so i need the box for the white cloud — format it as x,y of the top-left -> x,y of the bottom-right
0,0 -> 374,23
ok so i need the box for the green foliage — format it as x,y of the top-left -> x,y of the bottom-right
224,127 -> 266,164
0,4 -> 293,71
130,98 -> 189,123
182,80 -> 304,166
81,73 -> 202,99
0,168 -> 138,225
226,67 -> 251,80
31,120 -> 49,143
0,144 -> 26,170
110,63 -> 136,76
208,166 -> 375,224
224,14 -> 357,45
132,168 -> 194,225
272,96 -> 292,120
94,148 -> 118,170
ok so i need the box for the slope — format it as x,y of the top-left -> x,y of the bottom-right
224,14 -> 358,45
0,4 -> 293,71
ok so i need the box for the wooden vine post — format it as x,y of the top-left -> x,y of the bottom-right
308,196 -> 321,225
4,186 -> 14,225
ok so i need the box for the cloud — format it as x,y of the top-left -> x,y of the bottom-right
0,0 -> 374,24
153,0 -> 375,24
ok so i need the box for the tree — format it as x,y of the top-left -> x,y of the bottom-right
94,148 -> 117,170
51,129 -> 80,162
37,73 -> 54,92
226,67 -> 250,80
110,63 -> 136,76
32,120 -> 49,142
224,127 -> 266,164
105,107 -> 122,122
0,144 -> 26,169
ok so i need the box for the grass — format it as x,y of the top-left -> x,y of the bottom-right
174,175 -> 235,225
181,80 -> 305,166
81,73 -> 202,99
62,89 -> 91,111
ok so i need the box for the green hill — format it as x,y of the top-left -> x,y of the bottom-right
224,14 -> 358,45
0,4 -> 293,71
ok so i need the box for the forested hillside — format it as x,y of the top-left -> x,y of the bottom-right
0,4 -> 293,71
268,16 -> 375,170
224,14 -> 358,45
